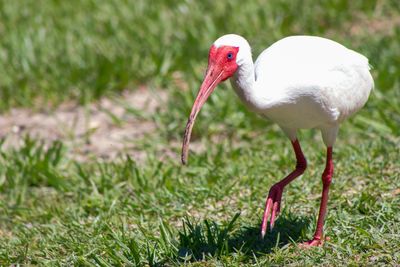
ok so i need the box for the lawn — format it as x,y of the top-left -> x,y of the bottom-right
0,0 -> 399,266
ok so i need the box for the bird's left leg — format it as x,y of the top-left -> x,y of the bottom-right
261,139 -> 307,238
300,146 -> 333,247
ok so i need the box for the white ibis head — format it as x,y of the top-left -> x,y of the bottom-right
181,35 -> 249,164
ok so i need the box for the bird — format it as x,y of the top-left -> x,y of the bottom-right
181,34 -> 373,247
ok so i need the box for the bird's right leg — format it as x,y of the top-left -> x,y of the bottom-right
261,139 -> 307,238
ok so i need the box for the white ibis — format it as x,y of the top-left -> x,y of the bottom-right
181,34 -> 373,247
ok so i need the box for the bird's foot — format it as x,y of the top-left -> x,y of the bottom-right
260,184 -> 283,238
298,236 -> 329,248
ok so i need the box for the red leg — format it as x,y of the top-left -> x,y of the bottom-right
261,139 -> 307,238
300,146 -> 333,247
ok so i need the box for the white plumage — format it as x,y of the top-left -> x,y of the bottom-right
215,34 -> 373,146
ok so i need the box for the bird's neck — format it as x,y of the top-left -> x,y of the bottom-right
230,59 -> 265,112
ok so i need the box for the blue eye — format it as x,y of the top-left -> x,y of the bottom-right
227,52 -> 233,59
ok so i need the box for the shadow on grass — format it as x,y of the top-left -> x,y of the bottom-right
176,212 -> 311,262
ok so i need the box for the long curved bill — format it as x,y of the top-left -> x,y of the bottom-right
181,67 -> 224,164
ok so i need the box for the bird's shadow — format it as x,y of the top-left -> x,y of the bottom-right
175,211 -> 312,262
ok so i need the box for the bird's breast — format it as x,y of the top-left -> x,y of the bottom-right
259,90 -> 340,129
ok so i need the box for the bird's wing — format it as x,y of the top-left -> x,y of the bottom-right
254,36 -> 373,122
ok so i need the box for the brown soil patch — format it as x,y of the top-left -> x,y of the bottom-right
349,14 -> 400,37
329,12 -> 400,38
0,87 -> 167,162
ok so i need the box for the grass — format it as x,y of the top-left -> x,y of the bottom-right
0,0 -> 400,266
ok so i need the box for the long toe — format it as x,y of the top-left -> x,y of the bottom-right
260,185 -> 283,237
298,236 -> 330,248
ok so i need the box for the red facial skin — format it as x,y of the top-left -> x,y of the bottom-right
181,45 -> 239,164
207,45 -> 239,81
